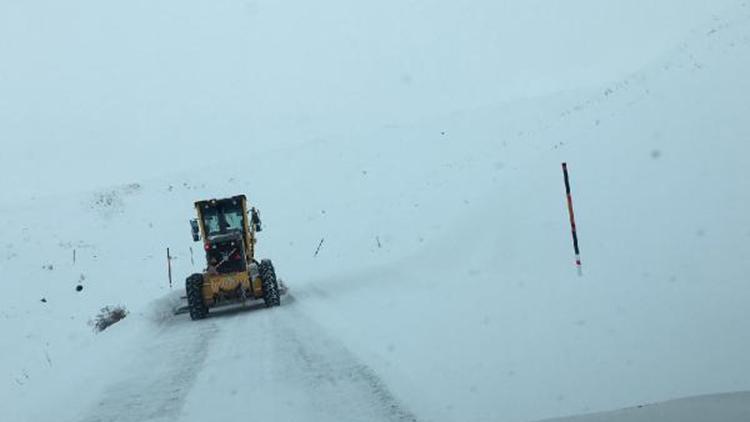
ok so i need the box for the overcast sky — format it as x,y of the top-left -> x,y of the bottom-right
0,0 -> 735,198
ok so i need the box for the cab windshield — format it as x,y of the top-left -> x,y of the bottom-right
201,200 -> 245,236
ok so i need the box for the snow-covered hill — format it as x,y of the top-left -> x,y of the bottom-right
2,1 -> 750,421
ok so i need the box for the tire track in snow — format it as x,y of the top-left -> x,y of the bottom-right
268,295 -> 419,422
75,319 -> 219,422
176,294 -> 420,421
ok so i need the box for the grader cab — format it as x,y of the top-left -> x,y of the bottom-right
185,195 -> 280,320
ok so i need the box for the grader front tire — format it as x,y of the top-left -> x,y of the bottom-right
186,273 -> 209,320
260,260 -> 281,307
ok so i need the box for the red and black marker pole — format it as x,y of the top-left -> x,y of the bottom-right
562,163 -> 582,270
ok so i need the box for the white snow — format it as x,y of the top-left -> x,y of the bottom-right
539,392 -> 750,422
1,1 -> 750,421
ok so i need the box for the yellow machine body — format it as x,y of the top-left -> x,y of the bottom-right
192,195 -> 265,306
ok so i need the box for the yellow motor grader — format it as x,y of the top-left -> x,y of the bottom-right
185,195 -> 280,320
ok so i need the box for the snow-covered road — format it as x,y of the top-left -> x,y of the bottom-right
75,295 -> 418,422
71,290 -> 750,422
76,312 -> 219,422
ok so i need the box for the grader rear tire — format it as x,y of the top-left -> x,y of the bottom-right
186,273 -> 209,320
260,260 -> 280,307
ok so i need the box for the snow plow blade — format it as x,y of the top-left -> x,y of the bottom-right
172,279 -> 288,315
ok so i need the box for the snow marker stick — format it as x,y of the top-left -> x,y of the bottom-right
562,163 -> 582,272
314,238 -> 325,257
167,247 -> 173,289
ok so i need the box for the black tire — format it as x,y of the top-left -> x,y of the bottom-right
259,259 -> 280,307
186,273 -> 209,320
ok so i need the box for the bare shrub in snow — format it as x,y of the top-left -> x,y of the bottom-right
91,306 -> 129,332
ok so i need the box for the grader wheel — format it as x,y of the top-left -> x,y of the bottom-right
186,273 -> 209,320
260,260 -> 280,307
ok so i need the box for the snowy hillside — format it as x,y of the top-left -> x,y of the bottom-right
2,1 -> 750,421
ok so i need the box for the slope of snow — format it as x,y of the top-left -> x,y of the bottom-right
2,1 -> 750,421
539,392 -> 750,422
